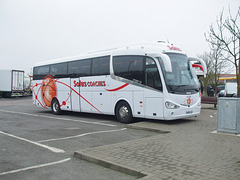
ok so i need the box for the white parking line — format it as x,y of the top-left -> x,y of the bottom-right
0,109 -> 116,127
0,158 -> 71,176
38,128 -> 127,142
0,131 -> 65,153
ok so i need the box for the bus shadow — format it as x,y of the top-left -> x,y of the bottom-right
38,110 -> 196,125
134,118 -> 196,125
39,110 -> 118,123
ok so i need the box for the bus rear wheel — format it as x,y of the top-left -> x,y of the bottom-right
51,98 -> 62,115
116,101 -> 133,123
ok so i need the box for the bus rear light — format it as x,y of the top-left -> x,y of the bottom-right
165,101 -> 180,109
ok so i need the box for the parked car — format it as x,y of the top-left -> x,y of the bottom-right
217,85 -> 225,93
218,90 -> 225,97
219,82 -> 237,97
217,85 -> 225,97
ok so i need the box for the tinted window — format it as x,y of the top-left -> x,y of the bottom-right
113,56 -> 162,90
33,65 -> 50,80
113,56 -> 144,84
145,58 -> 162,91
68,59 -> 91,77
92,56 -> 110,76
50,63 -> 68,78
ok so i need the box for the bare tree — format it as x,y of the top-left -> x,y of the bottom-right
205,7 -> 240,97
198,52 -> 214,95
199,48 -> 229,97
211,41 -> 231,96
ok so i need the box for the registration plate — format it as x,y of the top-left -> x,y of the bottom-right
186,111 -> 193,114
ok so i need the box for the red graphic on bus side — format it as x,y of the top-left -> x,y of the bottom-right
105,83 -> 129,91
33,76 -> 130,114
42,75 -> 57,107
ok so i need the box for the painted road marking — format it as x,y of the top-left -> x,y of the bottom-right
0,158 -> 71,176
0,131 -> 65,153
0,109 -> 116,127
38,128 -> 127,142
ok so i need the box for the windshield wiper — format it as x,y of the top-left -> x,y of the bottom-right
166,85 -> 175,93
172,85 -> 188,92
184,87 -> 199,92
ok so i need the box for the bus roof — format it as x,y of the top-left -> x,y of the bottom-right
34,41 -> 185,67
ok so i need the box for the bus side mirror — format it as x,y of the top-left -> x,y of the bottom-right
189,57 -> 207,78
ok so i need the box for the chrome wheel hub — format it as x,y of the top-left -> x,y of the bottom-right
119,106 -> 128,119
53,102 -> 59,112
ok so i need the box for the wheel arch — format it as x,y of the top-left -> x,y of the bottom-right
51,97 -> 59,105
114,98 -> 133,116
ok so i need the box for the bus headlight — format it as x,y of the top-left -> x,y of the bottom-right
165,101 -> 180,109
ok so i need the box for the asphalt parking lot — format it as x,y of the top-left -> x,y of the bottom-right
1,96 -> 240,180
0,96 -> 158,180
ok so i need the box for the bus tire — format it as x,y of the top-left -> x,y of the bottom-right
51,98 -> 62,115
115,101 -> 133,124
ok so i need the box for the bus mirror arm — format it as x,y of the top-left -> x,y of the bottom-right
197,58 -> 207,76
189,57 -> 207,77
158,54 -> 172,72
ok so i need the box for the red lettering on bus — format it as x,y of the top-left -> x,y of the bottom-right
73,80 -> 106,87
167,45 -> 181,51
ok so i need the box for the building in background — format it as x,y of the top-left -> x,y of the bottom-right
219,74 -> 237,83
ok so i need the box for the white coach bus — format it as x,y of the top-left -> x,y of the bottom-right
32,42 -> 205,123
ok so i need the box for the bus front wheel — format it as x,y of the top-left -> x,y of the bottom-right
51,98 -> 62,115
116,101 -> 133,124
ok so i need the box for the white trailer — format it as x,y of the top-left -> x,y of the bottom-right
0,69 -> 24,97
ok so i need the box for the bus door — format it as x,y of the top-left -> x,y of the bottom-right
70,78 -> 81,112
91,76 -> 112,114
144,57 -> 164,119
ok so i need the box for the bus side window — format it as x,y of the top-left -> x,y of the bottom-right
113,56 -> 144,84
144,58 -> 162,91
50,63 -> 68,78
68,61 -> 79,78
68,59 -> 91,77
33,65 -> 50,80
92,56 -> 110,76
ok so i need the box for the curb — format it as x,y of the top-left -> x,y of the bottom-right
73,151 -> 147,179
126,124 -> 170,134
126,121 -> 171,134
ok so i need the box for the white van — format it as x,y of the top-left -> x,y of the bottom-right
220,82 -> 237,97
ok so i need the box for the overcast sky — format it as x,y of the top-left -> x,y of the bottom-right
0,0 -> 239,74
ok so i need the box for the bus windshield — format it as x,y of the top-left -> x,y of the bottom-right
157,53 -> 199,94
